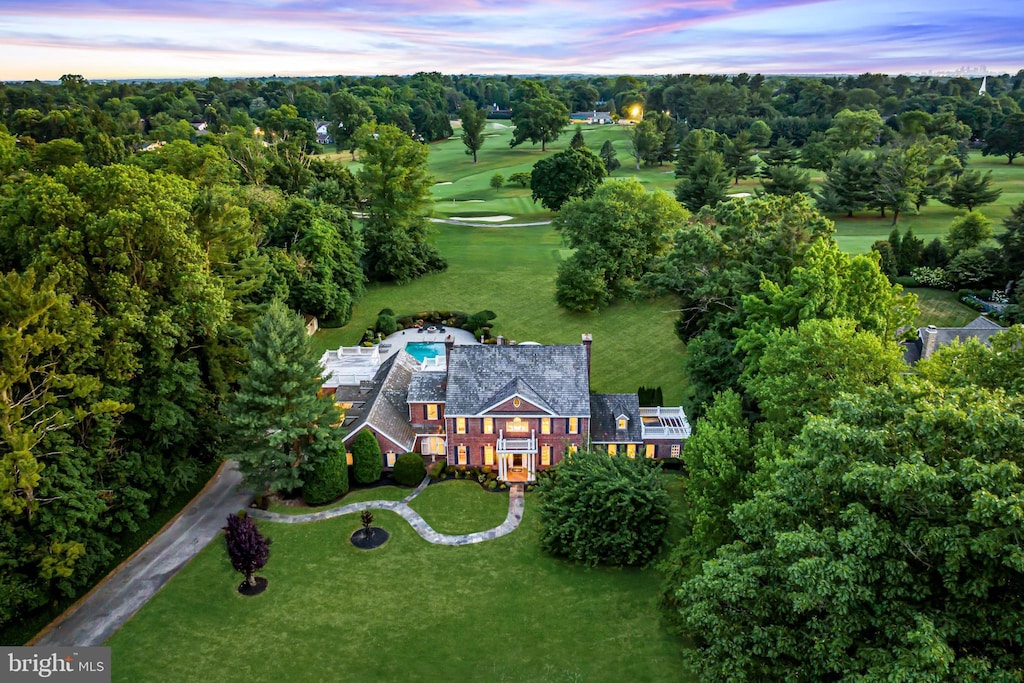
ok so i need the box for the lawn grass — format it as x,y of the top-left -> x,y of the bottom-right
266,484 -> 410,515
106,490 -> 694,683
406,480 -> 510,535
909,287 -> 985,328
312,222 -> 688,406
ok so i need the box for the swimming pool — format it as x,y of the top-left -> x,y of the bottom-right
405,342 -> 445,363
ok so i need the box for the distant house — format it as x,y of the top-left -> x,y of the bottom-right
313,120 -> 334,145
190,121 -> 209,135
902,316 -> 1004,364
320,335 -> 690,481
302,314 -> 319,336
570,111 -> 612,125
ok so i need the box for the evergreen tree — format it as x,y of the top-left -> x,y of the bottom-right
675,151 -> 731,212
944,168 -> 1003,211
569,125 -> 586,149
760,164 -> 811,195
224,300 -> 345,495
599,139 -> 620,174
723,131 -> 757,184
996,201 -> 1024,282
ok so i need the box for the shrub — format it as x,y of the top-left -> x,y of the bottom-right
375,313 -> 397,336
427,461 -> 445,481
351,430 -> 382,485
393,452 -> 426,486
895,276 -> 920,288
537,449 -> 670,566
910,266 -> 952,289
302,446 -> 349,505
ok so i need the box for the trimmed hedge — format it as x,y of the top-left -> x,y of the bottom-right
393,453 -> 427,486
302,447 -> 349,505
351,430 -> 382,485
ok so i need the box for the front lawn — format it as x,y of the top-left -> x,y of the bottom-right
106,484 -> 694,682
909,287 -> 988,328
406,479 -> 510,535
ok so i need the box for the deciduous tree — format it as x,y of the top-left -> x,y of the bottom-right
357,123 -> 446,283
537,449 -> 670,566
530,147 -> 605,211
459,100 -> 486,164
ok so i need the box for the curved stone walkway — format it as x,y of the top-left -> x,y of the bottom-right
247,476 -> 525,546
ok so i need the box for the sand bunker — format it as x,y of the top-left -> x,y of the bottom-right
448,215 -> 513,222
434,181 -> 452,186
727,192 -> 752,198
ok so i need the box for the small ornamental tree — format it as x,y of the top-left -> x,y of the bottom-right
393,452 -> 426,486
536,449 -> 671,566
360,510 -> 374,538
223,513 -> 271,588
351,429 -> 382,484
490,173 -> 505,192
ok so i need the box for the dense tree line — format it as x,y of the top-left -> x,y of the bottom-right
0,81 -> 444,634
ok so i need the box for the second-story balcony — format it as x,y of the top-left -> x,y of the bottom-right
497,429 -> 537,454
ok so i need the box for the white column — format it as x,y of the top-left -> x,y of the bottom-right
499,448 -> 506,480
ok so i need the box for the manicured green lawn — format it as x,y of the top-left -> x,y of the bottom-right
106,484 -> 694,683
407,480 -> 509,534
909,287 -> 986,328
312,222 -> 688,406
267,484 -> 410,515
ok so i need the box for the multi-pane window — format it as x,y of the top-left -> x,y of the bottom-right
568,417 -> 579,434
457,445 -> 468,465
541,417 -> 551,435
456,417 -> 466,434
541,445 -> 552,466
426,403 -> 438,420
626,444 -> 636,458
483,417 -> 494,434
670,444 -> 681,458
484,445 -> 495,466
645,444 -> 655,459
386,451 -> 396,467
607,443 -> 617,455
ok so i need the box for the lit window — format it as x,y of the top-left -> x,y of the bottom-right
541,417 -> 551,435
386,451 -> 396,467
607,443 -> 617,455
483,417 -> 494,434
423,437 -> 445,455
456,417 -> 466,434
645,444 -> 655,459
670,444 -> 681,458
569,444 -> 578,453
617,417 -> 627,430
457,445 -> 468,465
541,445 -> 551,466
426,403 -> 438,420
507,417 -> 528,433
626,444 -> 636,458
484,445 -> 495,466
346,451 -> 354,466
568,417 -> 579,434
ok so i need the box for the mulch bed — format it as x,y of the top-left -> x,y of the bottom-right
350,527 -> 389,550
237,576 -> 268,596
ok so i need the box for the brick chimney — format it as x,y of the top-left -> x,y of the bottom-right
581,333 -> 592,387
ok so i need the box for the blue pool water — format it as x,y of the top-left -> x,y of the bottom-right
405,342 -> 445,363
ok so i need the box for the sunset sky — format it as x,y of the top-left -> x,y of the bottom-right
0,0 -> 1020,81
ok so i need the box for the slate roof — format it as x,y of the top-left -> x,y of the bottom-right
904,316 -> 1005,364
340,351 -> 420,451
445,344 -> 591,416
589,394 -> 643,443
408,371 -> 447,403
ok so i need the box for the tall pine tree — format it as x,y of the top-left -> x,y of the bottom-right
224,300 -> 345,495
